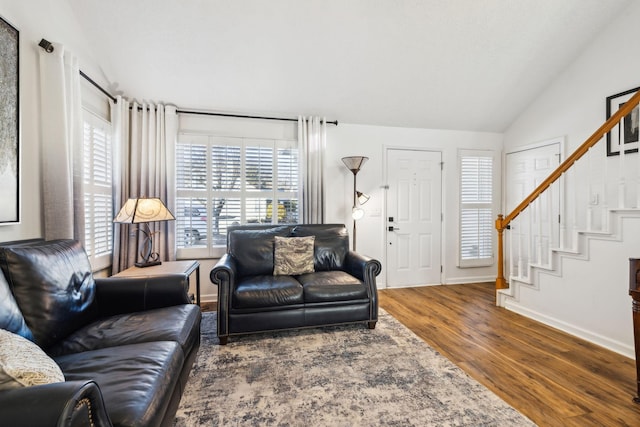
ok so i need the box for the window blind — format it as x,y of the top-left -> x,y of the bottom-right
175,135 -> 299,258
459,152 -> 494,267
82,112 -> 113,269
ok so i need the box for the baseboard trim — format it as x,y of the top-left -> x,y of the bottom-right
504,300 -> 634,359
444,275 -> 495,285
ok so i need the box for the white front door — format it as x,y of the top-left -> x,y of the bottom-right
386,149 -> 442,287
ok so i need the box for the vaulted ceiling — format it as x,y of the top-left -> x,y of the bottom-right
66,0 -> 632,132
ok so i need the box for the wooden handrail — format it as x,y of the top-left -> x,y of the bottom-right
496,89 -> 640,289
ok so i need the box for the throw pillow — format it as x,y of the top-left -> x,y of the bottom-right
273,236 -> 315,276
0,328 -> 65,391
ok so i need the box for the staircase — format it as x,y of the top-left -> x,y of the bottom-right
495,89 -> 640,359
498,208 -> 640,358
503,208 -> 640,285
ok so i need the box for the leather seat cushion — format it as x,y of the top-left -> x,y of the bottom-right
47,305 -> 201,357
297,271 -> 367,303
228,226 -> 292,277
0,240 -> 97,350
55,341 -> 183,427
233,275 -> 303,309
291,224 -> 349,271
0,272 -> 32,340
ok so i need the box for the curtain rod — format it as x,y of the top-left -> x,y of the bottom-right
79,70 -> 117,103
39,38 -> 118,103
39,38 -> 338,126
175,109 -> 338,126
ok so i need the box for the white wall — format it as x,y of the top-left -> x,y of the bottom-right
503,1 -> 640,356
326,123 -> 503,287
0,0 -> 103,242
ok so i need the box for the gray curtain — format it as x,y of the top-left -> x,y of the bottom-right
39,42 -> 84,241
112,100 -> 178,273
298,116 -> 326,224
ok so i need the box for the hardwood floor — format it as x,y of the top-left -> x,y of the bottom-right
379,283 -> 640,427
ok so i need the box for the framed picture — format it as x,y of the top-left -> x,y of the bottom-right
0,15 -> 19,224
606,86 -> 640,157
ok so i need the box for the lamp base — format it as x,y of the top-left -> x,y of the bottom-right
135,260 -> 162,268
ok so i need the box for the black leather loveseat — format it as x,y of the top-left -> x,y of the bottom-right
0,239 -> 201,427
210,224 -> 382,344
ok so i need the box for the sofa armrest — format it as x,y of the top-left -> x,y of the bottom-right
210,254 -> 238,340
94,274 -> 191,317
344,251 -> 382,282
345,251 -> 382,321
0,380 -> 112,427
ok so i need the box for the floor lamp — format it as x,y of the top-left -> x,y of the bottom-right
342,156 -> 370,251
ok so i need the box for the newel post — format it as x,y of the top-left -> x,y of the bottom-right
496,214 -> 507,290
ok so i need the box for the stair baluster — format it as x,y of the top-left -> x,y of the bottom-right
495,88 -> 640,293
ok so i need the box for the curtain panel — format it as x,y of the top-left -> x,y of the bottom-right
111,101 -> 178,273
298,116 -> 326,224
38,43 -> 83,240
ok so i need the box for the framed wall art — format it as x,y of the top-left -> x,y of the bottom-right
0,15 -> 18,224
606,86 -> 640,157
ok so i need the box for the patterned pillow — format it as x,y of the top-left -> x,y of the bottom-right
273,236 -> 315,276
0,329 -> 65,390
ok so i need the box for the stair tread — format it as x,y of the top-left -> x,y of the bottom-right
550,247 -> 580,254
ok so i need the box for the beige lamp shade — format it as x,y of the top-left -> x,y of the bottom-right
114,198 -> 175,224
356,191 -> 370,205
341,156 -> 369,174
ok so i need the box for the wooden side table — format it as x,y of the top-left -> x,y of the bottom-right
113,260 -> 201,306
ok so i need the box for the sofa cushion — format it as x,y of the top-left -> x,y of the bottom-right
228,226 -> 292,277
0,329 -> 65,391
47,305 -> 201,358
0,272 -> 32,340
273,236 -> 315,276
291,224 -> 349,271
233,275 -> 304,309
0,240 -> 97,350
55,341 -> 183,427
297,271 -> 368,303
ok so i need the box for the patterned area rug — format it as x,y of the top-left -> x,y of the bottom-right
174,310 -> 536,426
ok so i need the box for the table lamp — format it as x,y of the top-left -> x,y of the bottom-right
114,197 -> 175,267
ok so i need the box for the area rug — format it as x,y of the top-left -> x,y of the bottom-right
174,310 -> 536,426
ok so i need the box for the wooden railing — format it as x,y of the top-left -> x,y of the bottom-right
496,89 -> 640,290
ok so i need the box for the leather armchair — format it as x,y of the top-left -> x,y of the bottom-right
0,239 -> 201,427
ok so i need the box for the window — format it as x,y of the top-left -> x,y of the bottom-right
459,150 -> 495,267
82,111 -> 113,270
175,134 -> 299,258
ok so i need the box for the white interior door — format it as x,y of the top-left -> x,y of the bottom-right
386,149 -> 442,287
505,141 -> 561,276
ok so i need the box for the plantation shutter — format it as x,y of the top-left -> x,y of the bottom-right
276,144 -> 299,223
82,112 -> 113,268
459,151 -> 494,267
175,134 -> 299,258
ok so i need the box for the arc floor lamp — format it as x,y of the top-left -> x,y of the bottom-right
342,156 -> 370,251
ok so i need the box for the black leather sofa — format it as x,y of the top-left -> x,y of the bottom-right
210,224 -> 382,344
0,239 -> 201,427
